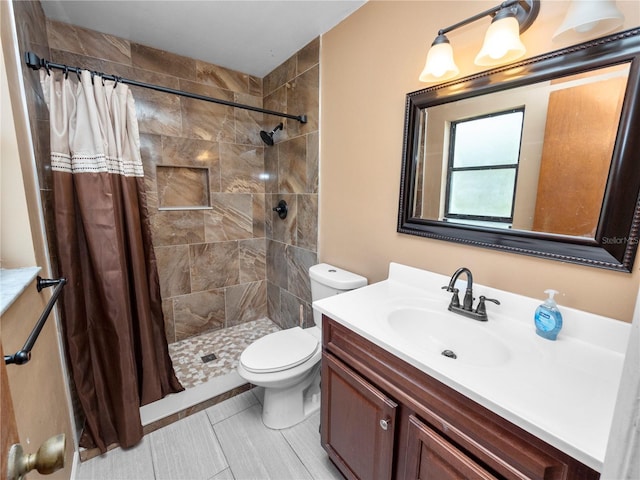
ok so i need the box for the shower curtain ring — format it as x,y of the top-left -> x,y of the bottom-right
43,61 -> 51,76
63,66 -> 69,79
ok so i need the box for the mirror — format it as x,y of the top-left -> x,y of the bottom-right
398,28 -> 640,272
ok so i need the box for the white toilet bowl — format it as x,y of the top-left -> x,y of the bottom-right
237,326 -> 322,429
237,263 -> 367,429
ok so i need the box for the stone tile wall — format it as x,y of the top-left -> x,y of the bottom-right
43,19 -> 274,343
13,1 -> 319,345
264,39 -> 320,330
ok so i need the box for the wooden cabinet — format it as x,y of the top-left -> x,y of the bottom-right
320,316 -> 600,480
321,354 -> 397,480
406,415 -> 497,480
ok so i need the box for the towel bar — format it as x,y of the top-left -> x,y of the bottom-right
4,276 -> 66,365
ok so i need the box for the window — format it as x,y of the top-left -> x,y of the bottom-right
444,108 -> 524,225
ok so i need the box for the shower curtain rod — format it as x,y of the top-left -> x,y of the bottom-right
24,51 -> 308,124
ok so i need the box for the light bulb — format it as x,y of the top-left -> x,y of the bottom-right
553,0 -> 625,43
419,35 -> 459,83
475,16 -> 526,66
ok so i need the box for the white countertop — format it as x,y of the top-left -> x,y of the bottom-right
0,266 -> 41,315
313,262 -> 630,472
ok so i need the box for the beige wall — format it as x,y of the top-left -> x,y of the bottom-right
320,0 -> 640,322
1,1 -> 74,477
0,41 -> 36,268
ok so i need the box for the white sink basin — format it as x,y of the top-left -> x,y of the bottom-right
382,302 -> 512,367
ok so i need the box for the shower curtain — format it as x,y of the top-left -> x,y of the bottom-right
41,69 -> 183,452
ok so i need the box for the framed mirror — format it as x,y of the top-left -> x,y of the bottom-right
398,28 -> 640,272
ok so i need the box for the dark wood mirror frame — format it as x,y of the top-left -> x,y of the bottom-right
398,27 -> 640,272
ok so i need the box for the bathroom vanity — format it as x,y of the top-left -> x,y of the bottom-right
313,263 -> 629,480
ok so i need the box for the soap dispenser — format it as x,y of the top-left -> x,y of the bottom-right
534,289 -> 563,340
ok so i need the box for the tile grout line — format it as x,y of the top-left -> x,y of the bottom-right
205,415 -> 232,480
207,392 -> 259,427
279,427 -> 316,480
149,439 -> 159,480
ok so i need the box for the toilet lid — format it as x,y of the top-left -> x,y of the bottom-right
240,327 -> 319,373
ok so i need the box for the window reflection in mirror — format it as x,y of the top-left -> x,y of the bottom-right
447,109 -> 523,227
412,63 -> 629,239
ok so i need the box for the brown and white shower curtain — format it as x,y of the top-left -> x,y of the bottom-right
41,70 -> 183,452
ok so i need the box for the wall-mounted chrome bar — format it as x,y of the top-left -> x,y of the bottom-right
4,276 -> 67,366
24,52 -> 307,125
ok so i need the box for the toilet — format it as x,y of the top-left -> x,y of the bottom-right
237,263 -> 367,429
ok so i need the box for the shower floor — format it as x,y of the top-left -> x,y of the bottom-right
168,318 -> 281,390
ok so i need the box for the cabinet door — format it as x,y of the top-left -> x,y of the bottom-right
406,415 -> 498,480
321,353 -> 397,480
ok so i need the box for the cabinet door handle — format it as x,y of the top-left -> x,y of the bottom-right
380,418 -> 391,430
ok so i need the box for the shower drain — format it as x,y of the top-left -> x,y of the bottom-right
441,349 -> 457,359
201,353 -> 218,363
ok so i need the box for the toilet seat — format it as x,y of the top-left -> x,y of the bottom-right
240,327 -> 319,374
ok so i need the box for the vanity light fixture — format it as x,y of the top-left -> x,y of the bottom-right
419,0 -> 540,83
553,0 -> 625,44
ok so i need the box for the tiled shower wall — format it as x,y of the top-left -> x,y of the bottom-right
12,0 -> 319,346
264,42 -> 320,330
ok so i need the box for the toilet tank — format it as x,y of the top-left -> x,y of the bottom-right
309,263 -> 367,327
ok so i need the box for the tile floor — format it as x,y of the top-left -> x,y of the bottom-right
79,319 -> 342,478
169,318 -> 280,389
76,389 -> 343,480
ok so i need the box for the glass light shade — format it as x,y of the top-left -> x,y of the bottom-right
419,41 -> 459,83
553,0 -> 624,44
474,16 -> 526,66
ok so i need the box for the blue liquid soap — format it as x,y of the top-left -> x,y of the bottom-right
534,289 -> 563,341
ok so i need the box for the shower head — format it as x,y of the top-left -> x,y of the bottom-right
260,122 -> 284,146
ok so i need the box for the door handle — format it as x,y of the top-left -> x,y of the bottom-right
379,417 -> 392,431
6,434 -> 65,480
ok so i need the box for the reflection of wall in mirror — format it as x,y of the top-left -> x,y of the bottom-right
412,109 -> 427,217
532,75 -> 627,237
420,86 -> 549,227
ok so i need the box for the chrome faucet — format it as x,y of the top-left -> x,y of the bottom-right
442,267 -> 500,321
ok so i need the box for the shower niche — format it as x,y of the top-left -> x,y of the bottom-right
156,165 -> 211,210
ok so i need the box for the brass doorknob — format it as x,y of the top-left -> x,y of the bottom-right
7,434 -> 65,480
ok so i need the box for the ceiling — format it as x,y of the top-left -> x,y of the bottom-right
40,0 -> 366,78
